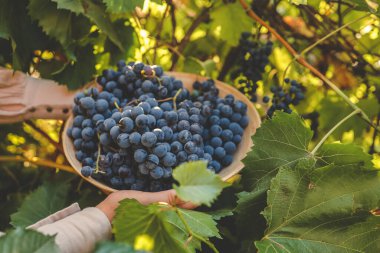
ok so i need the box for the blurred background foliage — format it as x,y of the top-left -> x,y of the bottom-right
0,0 -> 379,242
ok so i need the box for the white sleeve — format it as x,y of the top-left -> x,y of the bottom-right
27,203 -> 112,253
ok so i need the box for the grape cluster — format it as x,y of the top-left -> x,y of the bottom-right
67,61 -> 248,191
263,78 -> 305,117
191,79 -> 247,172
232,32 -> 273,103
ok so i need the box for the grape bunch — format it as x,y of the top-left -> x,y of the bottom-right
263,78 -> 306,117
67,61 -> 248,191
232,32 -> 273,103
191,80 -> 248,172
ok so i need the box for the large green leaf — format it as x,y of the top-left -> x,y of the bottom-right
237,112 -> 377,245
255,160 -> 380,252
113,199 -> 190,253
210,2 -> 253,46
241,112 -> 313,194
173,161 -> 229,207
52,0 -> 84,14
1,0 -> 51,71
11,181 -> 70,228
0,228 -> 58,253
83,0 -> 125,51
28,0 -> 73,46
103,0 -> 145,14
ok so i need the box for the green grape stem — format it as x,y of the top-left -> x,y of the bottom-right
311,109 -> 361,155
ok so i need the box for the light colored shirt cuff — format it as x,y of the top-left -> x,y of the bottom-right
28,203 -> 112,253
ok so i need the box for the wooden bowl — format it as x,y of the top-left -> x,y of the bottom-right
62,72 -> 261,194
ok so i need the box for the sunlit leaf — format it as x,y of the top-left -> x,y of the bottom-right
173,161 -> 229,207
210,2 -> 252,46
113,199 -> 190,253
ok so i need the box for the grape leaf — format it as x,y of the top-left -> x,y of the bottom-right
255,159 -> 380,252
173,161 -> 229,207
103,0 -> 145,14
241,112 -> 313,194
52,0 -> 84,14
0,228 -> 58,253
1,0 -> 51,71
316,143 -> 373,169
238,112 -> 376,242
83,0 -> 125,51
210,2 -> 252,46
94,241 -> 141,253
28,0 -> 73,46
164,208 -> 221,239
11,181 -> 70,228
113,199 -> 190,253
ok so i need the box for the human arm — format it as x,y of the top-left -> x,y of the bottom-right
26,189 -> 194,253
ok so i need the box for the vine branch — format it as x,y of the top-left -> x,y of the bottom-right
238,0 -> 379,132
25,120 -> 64,153
0,155 -> 75,173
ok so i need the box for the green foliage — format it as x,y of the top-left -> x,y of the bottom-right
28,0 -> 73,46
1,1 -> 380,252
0,228 -> 59,253
113,199 -> 191,253
52,44 -> 97,88
256,160 -> 380,252
94,241 -> 142,253
10,181 -> 70,228
319,96 -> 380,140
103,0 -> 145,14
210,2 -> 252,46
241,112 -> 313,194
173,161 -> 229,207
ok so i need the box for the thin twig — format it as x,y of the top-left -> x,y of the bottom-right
25,120 -> 64,153
153,4 -> 170,63
238,0 -> 380,133
0,155 -> 75,173
170,7 -> 211,70
311,109 -> 361,155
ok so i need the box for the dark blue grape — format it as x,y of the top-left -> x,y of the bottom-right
153,143 -> 168,158
117,133 -> 130,148
141,132 -> 157,148
134,149 -> 148,163
81,166 -> 93,177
